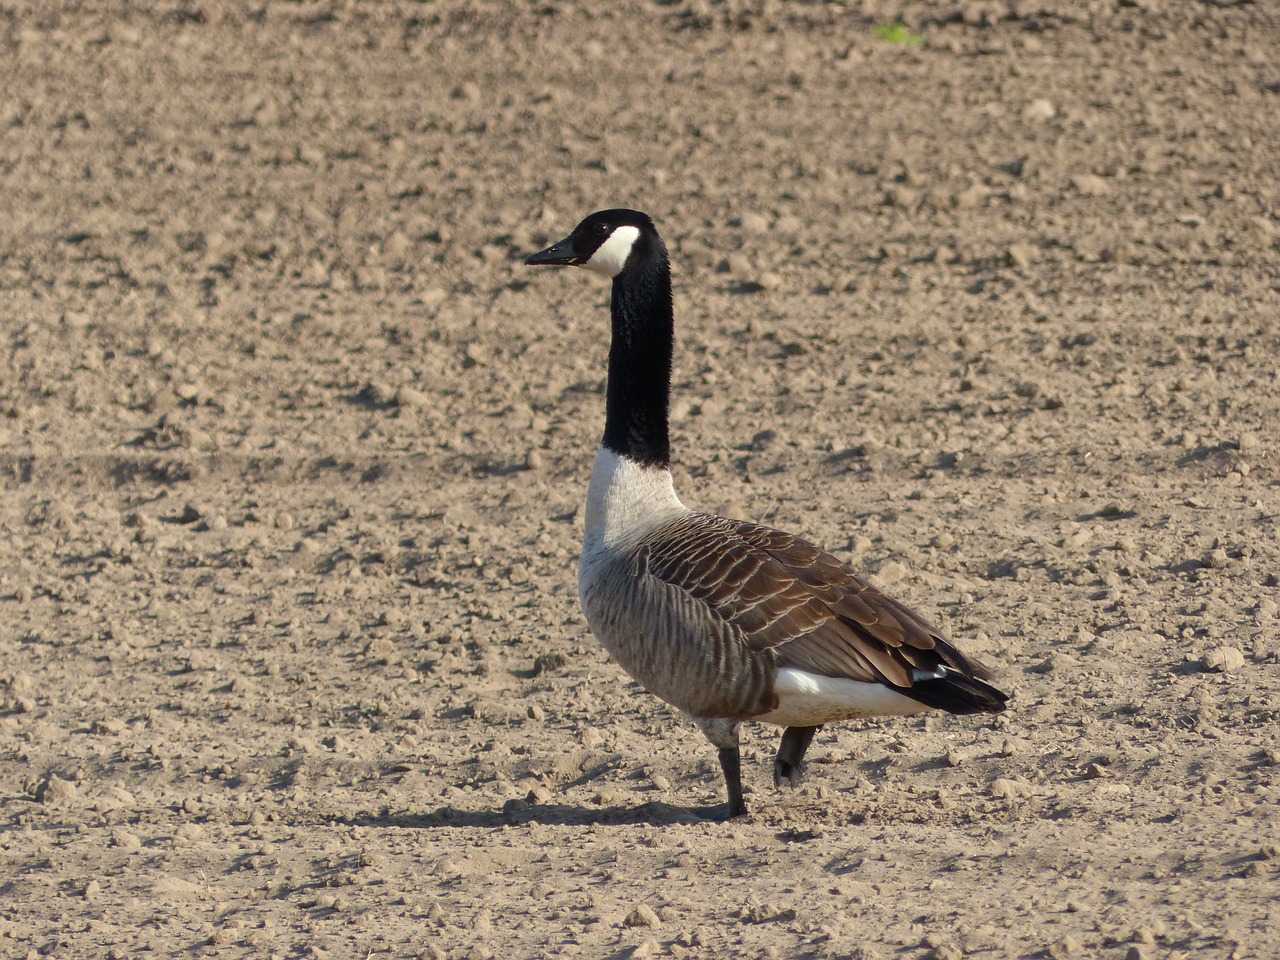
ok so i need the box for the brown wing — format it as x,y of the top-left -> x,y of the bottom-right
640,513 -> 996,692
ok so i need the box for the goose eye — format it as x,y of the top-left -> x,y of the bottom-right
593,223 -> 609,236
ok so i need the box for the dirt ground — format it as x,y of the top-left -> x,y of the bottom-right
2,1 -> 1278,958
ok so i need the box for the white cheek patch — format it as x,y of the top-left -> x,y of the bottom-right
581,225 -> 641,277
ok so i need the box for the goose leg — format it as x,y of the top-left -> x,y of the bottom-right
773,724 -> 822,789
694,717 -> 748,818
718,746 -> 748,818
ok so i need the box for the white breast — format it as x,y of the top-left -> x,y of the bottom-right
582,447 -> 688,552
579,447 -> 689,611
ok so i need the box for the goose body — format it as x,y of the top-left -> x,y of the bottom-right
527,210 -> 1008,817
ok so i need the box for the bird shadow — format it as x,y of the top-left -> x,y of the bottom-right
339,800 -> 736,830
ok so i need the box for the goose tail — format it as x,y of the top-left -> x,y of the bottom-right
903,670 -> 1009,715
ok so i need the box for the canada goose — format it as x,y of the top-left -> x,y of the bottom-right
526,210 -> 1008,818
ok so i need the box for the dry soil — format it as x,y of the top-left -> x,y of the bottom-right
1,2 -> 1278,959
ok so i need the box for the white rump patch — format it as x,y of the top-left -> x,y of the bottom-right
754,668 -> 930,727
581,225 -> 641,277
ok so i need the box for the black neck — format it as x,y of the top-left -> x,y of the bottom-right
602,244 -> 674,469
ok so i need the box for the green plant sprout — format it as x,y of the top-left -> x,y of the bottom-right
874,22 -> 924,47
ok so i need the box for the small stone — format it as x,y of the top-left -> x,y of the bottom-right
954,184 -> 989,209
873,560 -> 908,586
624,904 -> 661,928
394,386 -> 428,408
1072,174 -> 1112,197
1022,98 -> 1056,122
36,774 -> 78,805
1201,547 -> 1228,569
83,880 -> 101,900
110,829 -> 142,851
532,652 -> 567,676
1048,935 -> 1082,958
1201,646 -> 1245,673
1008,243 -> 1039,267
989,778 -> 1030,800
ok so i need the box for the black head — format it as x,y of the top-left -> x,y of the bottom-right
525,209 -> 660,278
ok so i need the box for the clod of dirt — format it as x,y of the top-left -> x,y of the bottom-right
1201,647 -> 1245,673
624,904 -> 661,928
35,774 -> 78,805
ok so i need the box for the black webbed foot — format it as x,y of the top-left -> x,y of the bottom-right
773,725 -> 822,789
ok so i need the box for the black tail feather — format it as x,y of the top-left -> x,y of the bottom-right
903,672 -> 1009,715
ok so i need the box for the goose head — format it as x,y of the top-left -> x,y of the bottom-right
525,209 -> 659,278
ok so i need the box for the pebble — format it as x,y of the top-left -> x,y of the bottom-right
624,905 -> 661,928
36,774 -> 78,805
1201,547 -> 1228,569
954,184 -> 989,209
1022,98 -> 1056,122
395,386 -> 429,408
742,902 -> 796,923
1008,242 -> 1039,267
1201,646 -> 1245,673
1049,935 -> 1082,957
111,829 -> 142,851
873,560 -> 909,586
989,778 -> 1031,800
1072,174 -> 1112,197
